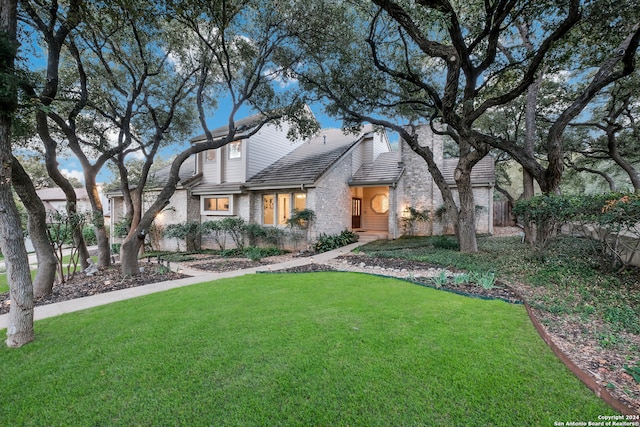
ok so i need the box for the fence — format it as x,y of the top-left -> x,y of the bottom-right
493,201 -> 515,227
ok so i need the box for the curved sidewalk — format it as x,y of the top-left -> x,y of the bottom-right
0,243 -> 362,331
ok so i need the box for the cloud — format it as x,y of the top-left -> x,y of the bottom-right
61,168 -> 85,184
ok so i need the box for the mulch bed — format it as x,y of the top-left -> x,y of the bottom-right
0,265 -> 187,315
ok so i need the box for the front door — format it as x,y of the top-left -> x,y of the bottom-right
351,198 -> 362,229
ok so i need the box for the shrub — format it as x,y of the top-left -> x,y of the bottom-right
200,220 -> 226,251
164,221 -> 200,252
514,192 -> 640,271
244,246 -> 263,262
113,217 -> 131,238
431,235 -> 459,250
220,217 -> 247,250
82,225 -> 97,245
314,230 -> 359,253
286,209 -> 316,230
243,246 -> 284,261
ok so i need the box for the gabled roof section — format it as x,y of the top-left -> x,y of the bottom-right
36,187 -> 88,201
244,126 -> 373,188
189,112 -> 266,144
150,158 -> 200,188
350,151 -> 404,187
188,105 -> 315,144
442,155 -> 495,186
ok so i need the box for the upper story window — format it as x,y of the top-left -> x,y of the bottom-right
204,149 -> 216,163
228,141 -> 242,159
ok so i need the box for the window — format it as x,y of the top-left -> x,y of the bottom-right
263,195 -> 275,225
202,196 -> 233,215
294,193 -> 306,212
228,141 -> 242,159
277,194 -> 290,225
263,193 -> 306,226
371,194 -> 389,214
204,149 -> 216,163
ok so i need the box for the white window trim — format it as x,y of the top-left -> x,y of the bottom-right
201,195 -> 234,216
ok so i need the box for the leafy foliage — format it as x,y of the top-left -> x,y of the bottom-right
514,192 -> 640,271
45,211 -> 87,283
313,230 -> 359,253
82,225 -> 97,245
163,221 -> 201,252
219,217 -> 247,251
286,208 -> 316,230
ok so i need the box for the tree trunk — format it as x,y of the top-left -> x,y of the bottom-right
1,0 -> 34,347
0,123 -> 33,348
522,61 -> 545,244
11,156 -> 57,298
120,234 -> 144,276
607,127 -> 640,192
39,127 -> 90,269
453,162 -> 478,253
85,174 -> 110,267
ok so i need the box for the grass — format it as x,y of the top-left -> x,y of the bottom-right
361,234 -> 640,346
1,272 -> 614,425
0,256 -> 97,294
0,270 -> 37,294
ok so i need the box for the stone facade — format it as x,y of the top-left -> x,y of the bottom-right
312,151 -> 355,237
395,125 -> 494,236
396,126 -> 444,236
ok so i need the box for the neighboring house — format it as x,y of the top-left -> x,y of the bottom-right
108,112 -> 495,251
36,188 -> 93,216
36,187 -> 110,222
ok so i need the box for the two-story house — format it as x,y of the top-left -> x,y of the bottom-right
108,111 -> 495,251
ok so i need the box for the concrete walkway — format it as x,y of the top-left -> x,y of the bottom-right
0,243 -> 362,330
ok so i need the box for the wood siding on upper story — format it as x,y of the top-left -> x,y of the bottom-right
373,131 -> 391,161
351,137 -> 369,174
246,121 -> 304,179
223,141 -> 245,183
198,121 -> 304,186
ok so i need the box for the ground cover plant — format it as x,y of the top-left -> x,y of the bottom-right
1,273 -> 614,425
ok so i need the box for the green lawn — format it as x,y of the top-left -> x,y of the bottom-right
0,270 -> 37,294
1,272 -> 614,425
0,256 -> 97,294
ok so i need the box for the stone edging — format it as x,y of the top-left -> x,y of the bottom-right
523,301 -> 638,416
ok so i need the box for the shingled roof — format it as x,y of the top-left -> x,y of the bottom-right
189,112 -> 266,144
349,151 -> 404,186
244,127 -> 371,188
442,156 -> 495,185
149,159 -> 200,188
